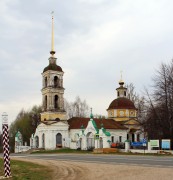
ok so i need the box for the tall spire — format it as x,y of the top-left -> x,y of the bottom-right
50,11 -> 56,56
119,70 -> 124,86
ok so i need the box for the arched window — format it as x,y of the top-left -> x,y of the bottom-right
54,95 -> 58,109
54,76 -> 59,87
35,136 -> 39,148
45,95 -> 47,110
124,91 -> 126,96
86,132 -> 95,150
42,133 -> 45,148
99,137 -> 103,148
44,77 -> 47,87
56,133 -> 62,147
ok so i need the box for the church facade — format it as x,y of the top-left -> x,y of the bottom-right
30,15 -> 143,150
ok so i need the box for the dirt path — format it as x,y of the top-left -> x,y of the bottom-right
12,157 -> 173,180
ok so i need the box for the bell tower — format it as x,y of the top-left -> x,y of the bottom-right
40,13 -> 67,121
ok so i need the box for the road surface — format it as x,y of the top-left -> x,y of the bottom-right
10,153 -> 173,168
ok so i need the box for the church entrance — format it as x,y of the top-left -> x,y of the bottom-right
99,137 -> 103,148
35,136 -> 39,148
42,133 -> 45,149
86,132 -> 95,150
56,133 -> 62,148
77,138 -> 82,149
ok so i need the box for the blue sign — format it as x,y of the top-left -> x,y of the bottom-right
142,138 -> 147,143
131,142 -> 143,146
161,140 -> 170,149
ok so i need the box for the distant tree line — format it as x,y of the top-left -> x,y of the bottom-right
9,105 -> 41,152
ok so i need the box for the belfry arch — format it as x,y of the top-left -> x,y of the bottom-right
54,76 -> 59,87
45,95 -> 47,110
54,95 -> 58,109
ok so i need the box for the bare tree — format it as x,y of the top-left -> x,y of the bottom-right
64,96 -> 89,118
144,60 -> 173,142
126,83 -> 138,103
126,83 -> 147,123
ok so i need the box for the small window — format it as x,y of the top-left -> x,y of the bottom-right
110,111 -> 113,116
124,91 -> 126,96
118,92 -> 120,96
119,136 -> 122,142
111,136 -> 114,143
127,134 -> 129,140
45,77 -> 47,87
130,111 -> 134,116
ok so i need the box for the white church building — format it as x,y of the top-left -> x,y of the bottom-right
30,15 -> 143,150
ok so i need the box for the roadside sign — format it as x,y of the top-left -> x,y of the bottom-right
2,112 -> 8,125
142,138 -> 147,143
142,138 -> 147,146
161,139 -> 170,149
2,112 -> 11,177
131,142 -> 143,146
150,140 -> 159,147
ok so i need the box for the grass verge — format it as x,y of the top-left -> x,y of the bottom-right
31,148 -> 173,156
32,148 -> 92,154
0,158 -> 53,180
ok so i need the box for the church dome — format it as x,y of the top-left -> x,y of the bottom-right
107,97 -> 136,110
43,63 -> 63,73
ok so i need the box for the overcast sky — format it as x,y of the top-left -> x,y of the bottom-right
1,0 -> 173,129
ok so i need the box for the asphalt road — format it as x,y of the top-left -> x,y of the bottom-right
8,153 -> 173,168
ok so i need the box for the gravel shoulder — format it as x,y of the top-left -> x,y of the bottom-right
12,157 -> 173,180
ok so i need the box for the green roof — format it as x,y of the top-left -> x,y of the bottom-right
102,128 -> 111,136
91,119 -> 99,134
15,131 -> 21,138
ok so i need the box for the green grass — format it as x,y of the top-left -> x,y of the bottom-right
0,158 -> 53,180
32,148 -> 92,154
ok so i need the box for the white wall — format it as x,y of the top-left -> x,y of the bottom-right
15,146 -> 31,153
34,122 -> 69,150
108,129 -> 127,143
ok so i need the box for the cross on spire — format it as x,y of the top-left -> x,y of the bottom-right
50,11 -> 56,56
